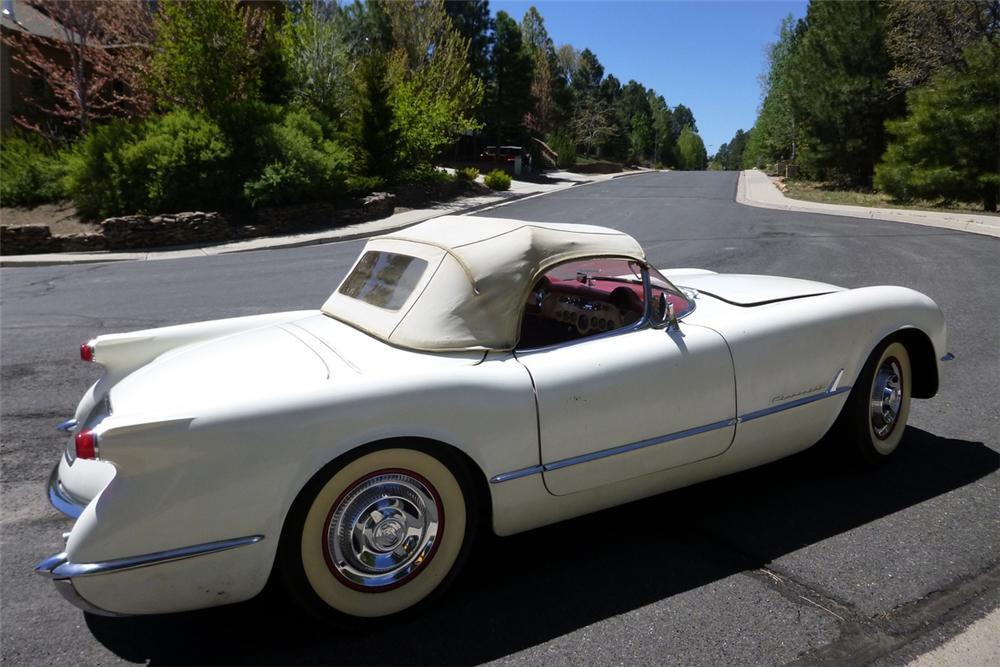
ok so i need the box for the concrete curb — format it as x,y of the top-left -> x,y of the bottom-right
2,172 -> 640,268
736,170 -> 1000,239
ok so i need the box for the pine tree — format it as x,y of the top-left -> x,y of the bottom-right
875,39 -> 1000,211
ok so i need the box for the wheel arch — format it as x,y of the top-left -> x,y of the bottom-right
893,328 -> 938,399
279,437 -> 493,547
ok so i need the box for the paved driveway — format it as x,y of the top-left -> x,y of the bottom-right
2,171 -> 997,664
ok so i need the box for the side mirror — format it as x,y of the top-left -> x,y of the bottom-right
654,293 -> 679,330
666,300 -> 679,330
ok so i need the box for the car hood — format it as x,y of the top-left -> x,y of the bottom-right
670,273 -> 843,306
108,324 -> 332,417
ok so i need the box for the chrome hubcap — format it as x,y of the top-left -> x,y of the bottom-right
326,471 -> 441,590
870,357 -> 903,440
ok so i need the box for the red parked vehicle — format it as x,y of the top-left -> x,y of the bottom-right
480,145 -> 523,163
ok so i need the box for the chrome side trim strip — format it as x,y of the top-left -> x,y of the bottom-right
827,369 -> 845,393
543,418 -> 737,472
941,352 -> 955,362
48,464 -> 86,519
35,535 -> 264,579
56,419 -> 78,433
489,385 -> 854,484
738,385 -> 852,423
489,465 -> 545,484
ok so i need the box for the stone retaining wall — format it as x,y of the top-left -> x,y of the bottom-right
1,225 -> 59,254
0,192 -> 398,256
101,212 -> 230,250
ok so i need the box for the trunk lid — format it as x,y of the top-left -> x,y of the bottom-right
108,324 -> 334,417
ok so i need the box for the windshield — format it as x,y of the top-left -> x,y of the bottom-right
544,258 -> 644,284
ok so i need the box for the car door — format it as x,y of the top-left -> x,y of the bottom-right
514,261 -> 736,496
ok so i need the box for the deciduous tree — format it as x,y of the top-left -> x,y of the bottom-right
573,96 -> 616,157
280,0 -> 351,121
384,0 -> 483,167
743,14 -> 802,169
885,0 -> 1000,92
675,126 -> 707,170
150,0 -> 260,116
3,0 -> 154,133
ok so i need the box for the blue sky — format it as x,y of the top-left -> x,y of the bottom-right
490,0 -> 808,155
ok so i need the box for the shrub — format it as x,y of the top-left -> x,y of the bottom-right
243,109 -> 351,207
65,120 -> 143,218
345,175 -> 386,196
548,132 -> 577,169
67,112 -> 233,219
484,169 -> 511,191
0,131 -> 72,207
454,166 -> 479,182
122,111 -> 234,213
398,166 -> 452,187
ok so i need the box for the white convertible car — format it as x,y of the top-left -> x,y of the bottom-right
37,215 -> 951,621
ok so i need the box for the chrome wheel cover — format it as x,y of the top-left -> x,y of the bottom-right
870,357 -> 903,440
325,470 -> 441,590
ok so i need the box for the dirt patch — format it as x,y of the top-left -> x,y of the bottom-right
0,201 -> 99,235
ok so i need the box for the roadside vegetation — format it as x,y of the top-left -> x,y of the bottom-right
0,0 -> 710,219
780,180 -> 999,216
711,0 -> 999,213
483,169 -> 512,191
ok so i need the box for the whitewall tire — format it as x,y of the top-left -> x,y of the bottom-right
279,445 -> 477,621
834,340 -> 913,464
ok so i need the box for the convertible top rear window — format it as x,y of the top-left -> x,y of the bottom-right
338,251 -> 428,311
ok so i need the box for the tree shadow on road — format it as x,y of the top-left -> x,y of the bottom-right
85,427 -> 998,665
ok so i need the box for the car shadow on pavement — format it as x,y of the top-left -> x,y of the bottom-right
85,426 -> 998,665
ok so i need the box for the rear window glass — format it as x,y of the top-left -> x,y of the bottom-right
338,251 -> 428,310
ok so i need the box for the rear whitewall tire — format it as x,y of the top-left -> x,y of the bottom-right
281,445 -> 476,621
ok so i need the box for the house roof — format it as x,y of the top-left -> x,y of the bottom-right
1,0 -> 83,43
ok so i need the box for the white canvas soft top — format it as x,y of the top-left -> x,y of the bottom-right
321,215 -> 646,351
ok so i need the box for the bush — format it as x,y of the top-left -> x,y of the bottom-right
548,131 -> 577,169
243,109 -> 351,207
345,175 -> 386,196
0,131 -> 72,207
398,166 -> 452,187
65,120 -> 143,219
67,112 -> 233,219
454,166 -> 479,182
484,169 -> 511,191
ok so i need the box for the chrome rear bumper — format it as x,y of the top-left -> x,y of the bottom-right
54,575 -> 123,616
35,536 -> 264,615
48,463 -> 87,519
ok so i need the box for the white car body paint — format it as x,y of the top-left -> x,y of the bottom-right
40,260 -> 948,616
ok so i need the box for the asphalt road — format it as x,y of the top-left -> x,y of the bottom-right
2,171 -> 998,665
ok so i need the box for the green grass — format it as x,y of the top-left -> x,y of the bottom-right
782,180 -> 998,216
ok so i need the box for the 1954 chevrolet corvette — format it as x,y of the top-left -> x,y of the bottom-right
37,215 -> 951,621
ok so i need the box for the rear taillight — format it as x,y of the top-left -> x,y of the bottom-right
75,430 -> 98,460
80,342 -> 95,363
